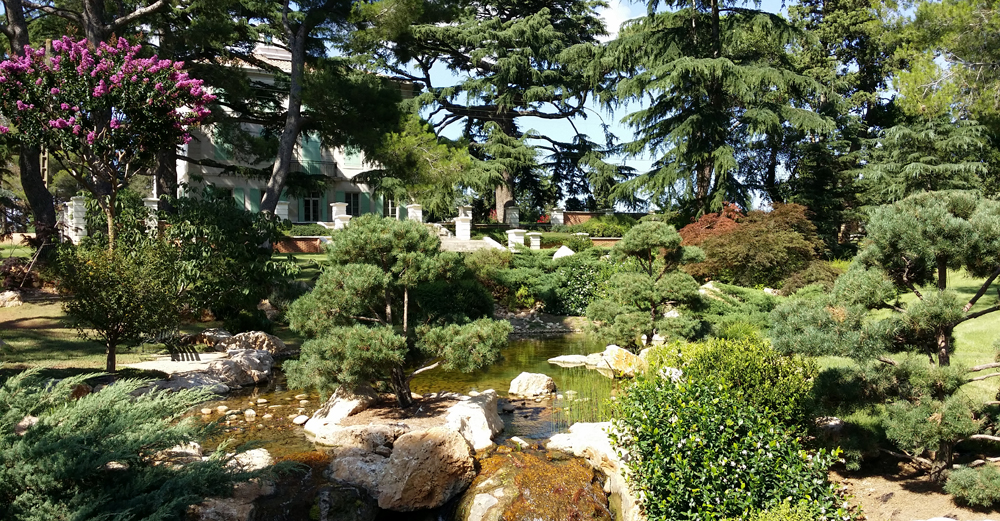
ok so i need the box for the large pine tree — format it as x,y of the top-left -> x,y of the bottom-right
604,0 -> 829,214
353,0 -> 618,220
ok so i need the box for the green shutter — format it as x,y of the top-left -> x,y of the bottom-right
303,135 -> 322,175
297,198 -> 305,222
336,191 -> 345,203
280,189 -> 288,202
360,193 -> 370,215
249,188 -> 261,213
374,195 -> 383,216
320,192 -> 329,221
398,205 -> 407,220
233,187 -> 245,210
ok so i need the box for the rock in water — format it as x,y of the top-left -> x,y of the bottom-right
445,390 -> 504,452
316,485 -> 378,521
454,450 -> 611,521
304,384 -> 379,438
600,345 -> 645,377
377,427 -> 476,511
508,372 -> 556,398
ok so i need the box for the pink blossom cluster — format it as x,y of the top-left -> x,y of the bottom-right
0,36 -> 216,148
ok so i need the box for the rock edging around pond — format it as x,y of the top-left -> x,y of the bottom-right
302,387 -> 505,512
548,344 -> 647,378
548,422 -> 644,521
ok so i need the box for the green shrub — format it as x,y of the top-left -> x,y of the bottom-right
664,337 -> 818,428
945,466 -> 1000,507
286,223 -> 331,236
699,283 -> 780,336
741,501 -> 821,521
0,370 -> 260,521
611,375 -> 850,521
781,260 -> 844,295
563,233 -> 594,252
552,252 -> 621,315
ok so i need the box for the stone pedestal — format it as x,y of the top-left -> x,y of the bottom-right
406,204 -> 423,223
143,197 -> 159,233
505,207 -> 519,227
574,232 -> 590,238
455,216 -> 472,241
551,208 -> 565,226
506,229 -> 526,250
64,196 -> 87,244
275,201 -> 290,221
457,205 -> 473,219
330,202 -> 349,219
527,232 -> 542,250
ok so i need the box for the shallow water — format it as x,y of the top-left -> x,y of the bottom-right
199,333 -> 614,453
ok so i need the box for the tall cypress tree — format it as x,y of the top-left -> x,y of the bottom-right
604,0 -> 830,215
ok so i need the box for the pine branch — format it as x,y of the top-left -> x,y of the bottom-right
964,265 -> 1000,312
968,362 -> 1000,373
969,372 -> 1000,382
957,304 -> 1000,325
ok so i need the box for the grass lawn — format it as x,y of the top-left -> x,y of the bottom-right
1,243 -> 32,260
275,251 -> 328,284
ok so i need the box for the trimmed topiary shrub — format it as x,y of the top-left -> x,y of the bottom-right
611,374 -> 852,521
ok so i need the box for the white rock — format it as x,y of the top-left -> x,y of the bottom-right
508,372 -> 556,398
510,436 -> 529,449
377,427 -> 476,511
445,389 -> 504,452
292,415 -> 309,425
0,290 -> 23,308
547,354 -> 590,367
228,448 -> 273,472
303,384 -> 379,437
552,245 -> 575,259
244,409 -> 257,421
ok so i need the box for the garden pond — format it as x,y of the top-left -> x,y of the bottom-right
195,333 -> 621,520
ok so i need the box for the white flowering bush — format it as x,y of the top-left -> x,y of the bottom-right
611,375 -> 855,521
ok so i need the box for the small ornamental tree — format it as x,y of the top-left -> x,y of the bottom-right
284,215 -> 511,408
0,36 -> 215,247
771,191 -> 1000,478
586,221 -> 704,350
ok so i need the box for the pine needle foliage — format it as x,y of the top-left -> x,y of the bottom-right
284,215 -> 511,407
603,0 -> 830,213
0,370 -> 255,521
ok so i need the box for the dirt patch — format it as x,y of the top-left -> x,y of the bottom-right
336,394 -> 464,432
834,461 -> 1000,521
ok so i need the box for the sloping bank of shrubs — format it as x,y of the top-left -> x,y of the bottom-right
613,338 -> 856,521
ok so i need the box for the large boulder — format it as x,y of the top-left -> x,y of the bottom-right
454,450 -> 612,521
377,427 -> 476,511
205,349 -> 273,387
0,290 -> 23,308
304,384 -> 379,439
600,345 -> 645,377
547,422 -> 643,521
508,372 -> 556,398
217,331 -> 287,354
327,449 -> 390,496
189,449 -> 275,521
445,389 -> 504,452
312,424 -> 408,455
154,372 -> 230,395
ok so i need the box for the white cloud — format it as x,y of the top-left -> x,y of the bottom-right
597,0 -> 633,42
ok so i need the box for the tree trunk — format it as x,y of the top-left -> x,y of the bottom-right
937,257 -> 948,290
3,1 -> 58,248
696,161 -> 713,205
390,365 -> 413,408
495,174 -> 513,223
18,146 -> 57,247
103,199 -> 117,251
106,341 -> 116,373
154,146 -> 177,213
936,328 -> 951,366
261,21 -> 307,215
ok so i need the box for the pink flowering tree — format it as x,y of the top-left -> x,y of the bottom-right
0,36 -> 215,247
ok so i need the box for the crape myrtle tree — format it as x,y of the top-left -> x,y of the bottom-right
586,221 -> 704,350
0,36 -> 215,248
771,190 -> 1000,477
353,0 -> 622,220
603,0 -> 831,214
284,215 -> 512,408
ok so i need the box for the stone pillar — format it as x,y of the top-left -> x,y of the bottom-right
457,205 -> 472,219
455,216 -> 472,241
406,203 -> 423,223
143,197 -> 159,233
506,228 -> 526,250
551,208 -> 565,226
505,207 -> 519,227
527,232 -> 542,250
275,201 -> 290,221
330,202 -> 348,219
604,208 -> 614,217
65,195 -> 87,244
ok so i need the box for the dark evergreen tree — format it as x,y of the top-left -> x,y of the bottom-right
603,0 -> 829,215
353,0 -> 619,220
